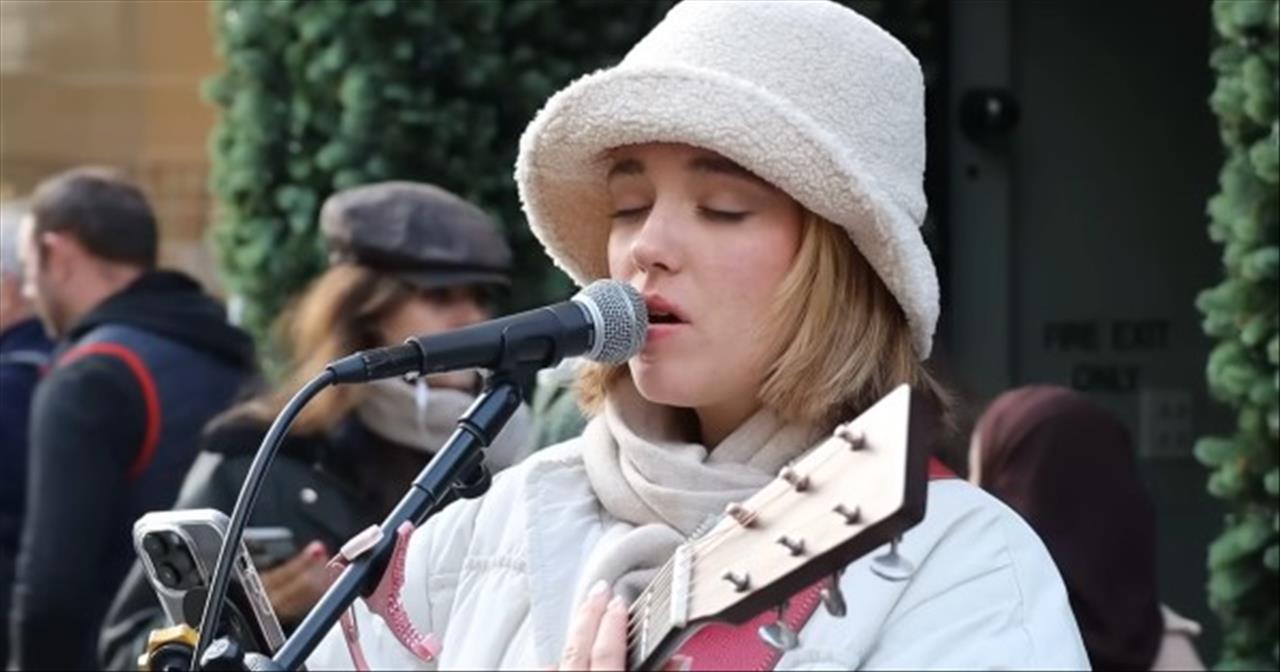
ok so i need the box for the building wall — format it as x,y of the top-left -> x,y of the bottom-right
0,0 -> 221,292
948,0 -> 1226,658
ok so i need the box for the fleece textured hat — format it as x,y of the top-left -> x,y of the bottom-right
321,181 -> 512,290
516,0 -> 938,357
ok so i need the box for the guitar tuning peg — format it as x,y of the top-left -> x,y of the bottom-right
820,580 -> 847,617
778,466 -> 810,491
870,536 -> 915,582
835,425 -> 865,449
721,570 -> 751,592
776,534 -> 805,556
757,622 -> 799,652
832,503 -> 861,525
724,502 -> 755,527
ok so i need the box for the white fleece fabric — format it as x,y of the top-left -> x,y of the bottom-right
515,0 -> 939,357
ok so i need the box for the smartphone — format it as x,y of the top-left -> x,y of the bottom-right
243,527 -> 299,570
133,510 -> 286,656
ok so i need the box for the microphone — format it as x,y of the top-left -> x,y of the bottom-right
327,279 -> 648,384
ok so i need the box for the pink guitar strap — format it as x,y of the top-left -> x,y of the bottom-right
327,521 -> 442,670
673,458 -> 956,671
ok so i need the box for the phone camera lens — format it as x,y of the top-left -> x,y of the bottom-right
142,533 -> 168,557
156,563 -> 181,590
170,549 -> 195,575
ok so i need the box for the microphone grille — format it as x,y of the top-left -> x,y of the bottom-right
575,280 -> 648,364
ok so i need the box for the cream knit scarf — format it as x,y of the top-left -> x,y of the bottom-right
579,377 -> 820,602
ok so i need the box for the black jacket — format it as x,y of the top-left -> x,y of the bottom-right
99,414 -> 432,671
0,318 -> 53,667
7,272 -> 255,671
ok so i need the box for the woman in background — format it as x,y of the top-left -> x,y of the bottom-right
971,385 -> 1206,671
99,182 -> 532,669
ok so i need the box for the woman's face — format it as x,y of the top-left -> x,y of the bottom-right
381,285 -> 490,391
606,143 -> 805,438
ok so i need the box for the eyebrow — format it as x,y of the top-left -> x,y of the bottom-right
688,155 -> 766,184
606,158 -> 644,182
605,154 -> 769,186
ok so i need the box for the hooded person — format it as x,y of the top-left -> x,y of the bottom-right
971,385 -> 1206,671
7,168 -> 257,671
307,2 -> 1089,669
98,181 -> 533,670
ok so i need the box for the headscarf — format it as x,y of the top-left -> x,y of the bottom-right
973,385 -> 1163,671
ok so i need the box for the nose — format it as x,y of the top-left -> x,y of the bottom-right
451,299 -> 488,329
629,207 -> 681,276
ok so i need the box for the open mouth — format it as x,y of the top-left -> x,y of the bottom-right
644,295 -> 688,326
649,309 -> 682,324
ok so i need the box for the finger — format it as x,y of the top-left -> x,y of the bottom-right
561,580 -> 611,670
269,560 -> 330,620
590,594 -> 629,671
261,541 -> 326,591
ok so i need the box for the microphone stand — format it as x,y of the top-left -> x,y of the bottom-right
196,373 -> 524,671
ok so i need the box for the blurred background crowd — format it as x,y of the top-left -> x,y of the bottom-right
0,0 -> 1276,670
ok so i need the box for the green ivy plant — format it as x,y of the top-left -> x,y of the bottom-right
205,0 -> 678,363
205,0 -> 934,371
1195,1 -> 1279,668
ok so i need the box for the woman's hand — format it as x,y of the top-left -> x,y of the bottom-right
553,581 -> 692,671
259,540 -> 333,624
556,580 -> 629,670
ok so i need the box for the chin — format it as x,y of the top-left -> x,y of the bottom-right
629,360 -> 707,409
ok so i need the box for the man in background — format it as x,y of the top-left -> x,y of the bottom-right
7,168 -> 255,670
0,199 -> 54,667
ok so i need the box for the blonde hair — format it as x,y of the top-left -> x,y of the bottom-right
576,211 -> 951,432
230,265 -> 417,434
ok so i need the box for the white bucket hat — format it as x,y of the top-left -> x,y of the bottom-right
515,0 -> 938,358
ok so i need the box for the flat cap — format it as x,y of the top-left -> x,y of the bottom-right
320,181 -> 511,290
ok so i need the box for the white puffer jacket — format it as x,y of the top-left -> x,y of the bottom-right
307,438 -> 1089,671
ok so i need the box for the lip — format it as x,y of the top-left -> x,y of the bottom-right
643,293 -> 690,325
645,323 -> 686,344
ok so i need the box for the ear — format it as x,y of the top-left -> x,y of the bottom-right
38,231 -> 80,282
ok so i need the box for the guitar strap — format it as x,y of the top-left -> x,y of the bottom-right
672,457 -> 957,671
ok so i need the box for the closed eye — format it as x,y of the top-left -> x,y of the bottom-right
698,206 -> 750,223
610,206 -> 650,222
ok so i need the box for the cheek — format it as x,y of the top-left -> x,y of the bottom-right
700,225 -> 800,326
606,227 -> 634,280
383,304 -> 446,344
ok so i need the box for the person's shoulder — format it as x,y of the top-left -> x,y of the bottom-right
474,433 -> 589,510
200,410 -> 273,454
415,433 -> 592,557
522,433 -> 588,469
36,349 -> 138,407
904,478 -> 1064,600
920,477 -> 1043,548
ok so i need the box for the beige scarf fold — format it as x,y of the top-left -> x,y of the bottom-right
579,376 -> 820,602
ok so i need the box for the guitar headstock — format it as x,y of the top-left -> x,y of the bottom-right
678,384 -> 933,627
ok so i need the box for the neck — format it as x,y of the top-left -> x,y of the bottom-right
63,264 -> 144,330
695,395 -> 763,448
